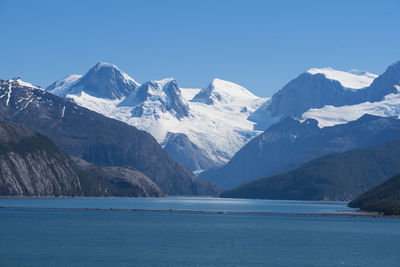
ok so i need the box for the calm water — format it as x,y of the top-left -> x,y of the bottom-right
1,197 -> 399,266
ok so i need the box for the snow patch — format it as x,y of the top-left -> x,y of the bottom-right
61,106 -> 66,118
5,83 -> 12,106
307,67 -> 377,89
47,75 -> 82,96
20,96 -> 34,111
302,86 -> 400,127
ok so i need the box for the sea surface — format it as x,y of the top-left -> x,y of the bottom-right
1,197 -> 399,266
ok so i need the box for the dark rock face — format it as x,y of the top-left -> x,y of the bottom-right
0,121 -> 163,197
0,79 -> 220,196
47,62 -> 139,99
119,79 -> 190,120
0,121 -> 83,196
163,132 -> 216,171
200,114 -> 400,189
221,138 -> 400,201
254,60 -> 400,119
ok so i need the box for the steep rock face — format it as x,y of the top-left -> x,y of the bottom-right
119,78 -> 190,119
0,121 -> 82,196
200,114 -> 400,189
163,132 -> 216,171
0,79 -> 220,196
47,62 -> 139,99
0,121 -> 163,197
221,138 -> 400,201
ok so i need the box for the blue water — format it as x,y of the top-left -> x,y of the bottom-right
1,197 -> 399,266
0,197 -> 363,214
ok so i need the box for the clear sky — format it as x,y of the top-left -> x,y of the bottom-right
0,0 -> 399,97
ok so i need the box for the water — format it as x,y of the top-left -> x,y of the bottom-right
1,197 -> 399,266
0,197 -> 364,214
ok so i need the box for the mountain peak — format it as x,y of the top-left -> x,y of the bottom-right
191,78 -> 257,105
47,62 -> 139,100
93,61 -> 119,70
152,77 -> 175,85
7,78 -> 41,90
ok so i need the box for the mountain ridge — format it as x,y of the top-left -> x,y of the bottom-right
221,137 -> 400,201
200,114 -> 400,189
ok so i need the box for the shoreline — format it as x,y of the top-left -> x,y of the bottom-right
1,206 -> 399,218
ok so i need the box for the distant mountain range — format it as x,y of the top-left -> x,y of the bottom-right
221,137 -> 400,201
200,114 -> 400,189
0,79 -> 220,196
201,60 -> 400,189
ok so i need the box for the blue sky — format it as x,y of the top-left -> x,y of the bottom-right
0,0 -> 399,97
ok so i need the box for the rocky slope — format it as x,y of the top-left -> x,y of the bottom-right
0,78 -> 220,196
221,138 -> 400,201
349,173 -> 400,215
0,121 -> 163,197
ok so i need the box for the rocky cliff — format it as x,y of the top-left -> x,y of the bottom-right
0,121 -> 163,197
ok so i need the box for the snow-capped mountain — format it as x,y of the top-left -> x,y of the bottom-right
201,60 -> 400,189
302,61 -> 400,127
46,60 -> 400,172
119,78 -> 190,120
47,62 -> 139,99
256,67 -> 379,120
191,78 -> 259,106
47,63 -> 269,169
